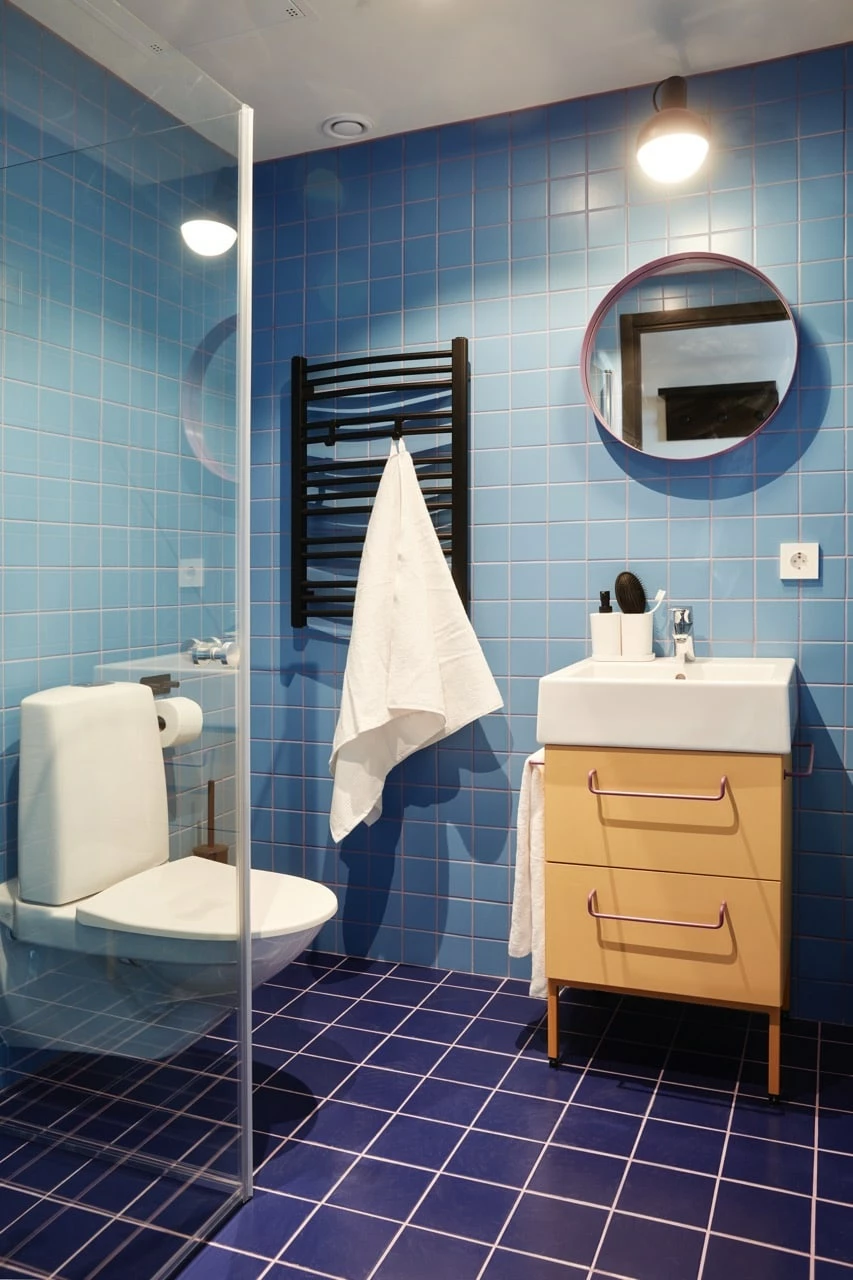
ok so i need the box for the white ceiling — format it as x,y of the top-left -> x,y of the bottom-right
44,0 -> 853,161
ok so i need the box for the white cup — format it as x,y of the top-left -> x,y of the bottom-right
620,612 -> 653,659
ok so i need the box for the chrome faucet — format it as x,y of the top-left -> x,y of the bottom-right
671,607 -> 695,665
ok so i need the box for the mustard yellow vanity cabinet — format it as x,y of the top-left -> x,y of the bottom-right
543,745 -> 792,1098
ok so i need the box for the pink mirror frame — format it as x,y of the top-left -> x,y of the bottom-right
580,251 -> 799,462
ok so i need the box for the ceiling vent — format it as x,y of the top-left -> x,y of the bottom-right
282,4 -> 308,18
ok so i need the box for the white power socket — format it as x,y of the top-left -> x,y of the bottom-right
178,558 -> 205,588
779,542 -> 819,580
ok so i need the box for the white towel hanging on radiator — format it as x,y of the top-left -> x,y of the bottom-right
329,440 -> 503,843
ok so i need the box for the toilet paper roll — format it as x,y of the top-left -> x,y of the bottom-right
157,696 -> 203,748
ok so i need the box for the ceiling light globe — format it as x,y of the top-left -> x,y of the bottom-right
180,218 -> 238,256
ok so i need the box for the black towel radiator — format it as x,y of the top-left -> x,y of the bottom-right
290,337 -> 469,628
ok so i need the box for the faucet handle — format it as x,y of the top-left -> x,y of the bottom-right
672,606 -> 692,632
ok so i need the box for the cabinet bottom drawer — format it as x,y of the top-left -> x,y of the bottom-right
545,863 -> 783,1007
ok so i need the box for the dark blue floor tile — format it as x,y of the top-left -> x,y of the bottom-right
502,1191 -> 607,1265
176,1244 -> 269,1280
401,1076 -> 490,1126
394,964 -> 447,984
650,1083 -> 733,1129
447,972 -> 503,991
369,1114 -> 464,1169
338,956 -> 397,976
302,1025 -> 385,1064
702,1235 -> 810,1280
818,1151 -> 853,1204
255,1140 -> 355,1198
571,1070 -> 654,1116
595,1212 -> 705,1280
11,1204 -> 113,1273
475,1089 -> 563,1141
433,1047 -> 511,1088
212,1190 -> 313,1258
367,1036 -> 448,1074
663,1049 -> 741,1091
422,985 -> 493,1016
0,1196 -> 58,1258
819,1108 -> 853,1153
633,1118 -> 725,1174
606,1009 -> 679,1047
741,1066 -> 817,1107
372,1225 -> 488,1279
555,1004 -> 615,1037
483,993 -> 547,1025
413,1173 -> 517,1243
819,1074 -> 853,1112
712,1181 -> 812,1252
145,1182 -> 231,1235
339,1001 -> 409,1034
397,1008 -> 473,1043
329,1156 -> 432,1220
815,1199 -> 853,1262
617,1161 -> 715,1227
2,1146 -> 89,1195
482,1248 -> 586,1278
458,1018 -> 534,1055
530,1144 -> 624,1206
552,1104 -> 642,1156
252,1084 -> 318,1140
499,1058 -> 583,1102
446,1129 -> 541,1188
283,1203 -> 398,1279
253,985 -> 296,1015
52,1222 -> 134,1280
725,1134 -> 814,1194
333,1066 -> 417,1111
293,1100 -> 390,1152
314,968 -> 385,998
367,977 -> 435,1007
592,1037 -> 668,1080
253,1016 -> 326,1053
732,1099 -> 815,1147
815,1262 -> 853,1278
274,1054 -> 355,1098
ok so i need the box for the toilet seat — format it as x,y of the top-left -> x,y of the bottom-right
0,858 -> 337,962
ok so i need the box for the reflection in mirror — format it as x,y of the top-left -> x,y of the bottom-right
583,254 -> 798,459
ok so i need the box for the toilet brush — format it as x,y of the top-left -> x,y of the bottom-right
193,779 -> 229,863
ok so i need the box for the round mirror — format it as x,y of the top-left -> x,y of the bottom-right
581,253 -> 798,460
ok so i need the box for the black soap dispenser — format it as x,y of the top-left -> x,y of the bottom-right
590,590 -> 621,658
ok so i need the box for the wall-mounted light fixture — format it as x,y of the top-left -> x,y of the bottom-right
180,167 -> 238,257
636,76 -> 709,184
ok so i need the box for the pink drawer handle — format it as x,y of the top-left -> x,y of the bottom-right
784,742 -> 814,780
587,890 -> 727,931
587,769 -> 728,803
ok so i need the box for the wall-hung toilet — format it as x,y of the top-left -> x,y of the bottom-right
0,683 -> 337,1060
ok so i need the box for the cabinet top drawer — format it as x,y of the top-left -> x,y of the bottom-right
544,746 -> 790,881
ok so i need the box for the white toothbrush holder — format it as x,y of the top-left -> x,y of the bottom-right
620,612 -> 654,660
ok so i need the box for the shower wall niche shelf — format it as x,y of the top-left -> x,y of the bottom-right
290,337 -> 469,628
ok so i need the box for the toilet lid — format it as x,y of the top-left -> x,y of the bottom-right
76,858 -> 337,941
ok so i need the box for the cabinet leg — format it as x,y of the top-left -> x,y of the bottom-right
547,978 -> 560,1068
768,1007 -> 781,1101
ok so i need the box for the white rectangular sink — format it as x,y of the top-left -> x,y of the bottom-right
537,657 -> 797,754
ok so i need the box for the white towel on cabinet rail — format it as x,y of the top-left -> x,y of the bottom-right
329,439 -> 503,843
509,749 -> 546,999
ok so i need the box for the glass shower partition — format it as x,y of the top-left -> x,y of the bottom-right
0,29 -> 253,1280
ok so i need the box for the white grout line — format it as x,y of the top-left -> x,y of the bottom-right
694,1012 -> 753,1279
809,1021 -> 821,1280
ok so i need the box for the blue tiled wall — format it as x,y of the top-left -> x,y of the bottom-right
251,44 -> 853,1022
0,1 -> 240,881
